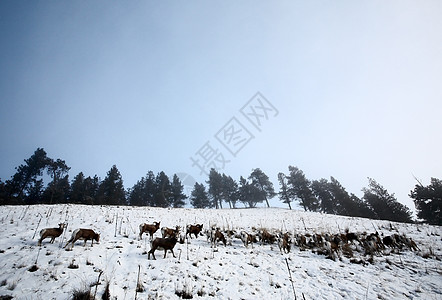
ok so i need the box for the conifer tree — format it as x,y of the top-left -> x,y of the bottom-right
83,175 -> 100,204
238,176 -> 262,208
144,171 -> 156,206
97,165 -> 126,206
328,177 -> 356,216
278,172 -> 293,209
363,178 -> 412,223
207,168 -> 223,209
190,182 -> 211,208
249,168 -> 276,208
286,166 -> 319,211
410,177 -> 442,225
70,172 -> 86,204
153,171 -> 171,207
170,174 -> 187,208
45,158 -> 70,204
6,148 -> 49,204
128,177 -> 147,206
222,174 -> 239,208
311,178 -> 335,213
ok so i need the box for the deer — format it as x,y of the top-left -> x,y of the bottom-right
64,228 -> 100,249
148,233 -> 179,260
139,221 -> 160,240
186,224 -> 203,239
38,223 -> 66,246
161,225 -> 180,238
211,228 -> 227,248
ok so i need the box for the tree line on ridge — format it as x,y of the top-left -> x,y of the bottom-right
0,148 -> 440,225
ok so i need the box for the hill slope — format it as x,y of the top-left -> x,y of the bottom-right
0,205 -> 440,299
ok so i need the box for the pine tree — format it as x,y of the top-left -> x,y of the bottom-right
207,169 -> 224,209
278,172 -> 293,209
410,178 -> 442,225
190,182 -> 211,208
96,165 -> 126,206
170,174 -> 187,208
43,175 -> 70,204
328,177 -> 362,217
222,174 -> 239,208
153,171 -> 171,208
0,179 -> 7,205
238,176 -> 262,208
45,158 -> 70,204
363,178 -> 412,223
144,171 -> 156,206
83,175 -> 99,205
249,168 -> 276,208
71,172 -> 99,204
70,172 -> 86,204
286,166 -> 319,211
128,177 -> 147,206
127,171 -> 157,207
351,193 -> 376,219
311,178 -> 335,213
27,178 -> 44,204
6,148 -> 49,204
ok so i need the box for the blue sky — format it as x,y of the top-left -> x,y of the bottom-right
1,1 -> 441,211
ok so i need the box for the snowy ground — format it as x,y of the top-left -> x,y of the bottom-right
0,205 -> 441,300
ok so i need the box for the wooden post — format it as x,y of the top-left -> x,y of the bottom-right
32,217 -> 42,240
186,238 -> 189,260
114,213 -> 118,237
135,265 -> 141,300
93,270 -> 103,299
20,205 -> 30,220
285,258 -> 297,300
59,222 -> 68,248
34,247 -> 41,265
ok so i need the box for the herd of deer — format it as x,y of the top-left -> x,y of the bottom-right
37,220 -> 420,261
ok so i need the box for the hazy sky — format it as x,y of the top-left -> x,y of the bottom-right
1,1 -> 441,211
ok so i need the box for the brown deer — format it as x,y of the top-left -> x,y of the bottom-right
38,223 -> 66,246
148,234 -> 179,260
139,221 -> 160,240
64,228 -> 100,249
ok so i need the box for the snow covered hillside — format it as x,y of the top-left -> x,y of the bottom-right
0,205 -> 440,299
